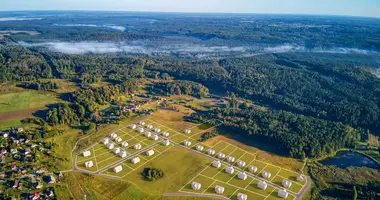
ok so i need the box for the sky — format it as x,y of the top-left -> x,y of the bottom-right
1,0 -> 379,18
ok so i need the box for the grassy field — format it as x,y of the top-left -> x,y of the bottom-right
0,91 -> 59,113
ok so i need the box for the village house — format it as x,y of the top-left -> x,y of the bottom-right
85,161 -> 94,168
146,149 -> 155,156
191,182 -> 201,190
238,172 -> 247,180
131,157 -> 141,164
184,140 -> 192,147
134,143 -> 142,150
151,134 -> 159,141
212,160 -> 221,168
130,124 -> 137,129
114,165 -> 123,173
282,179 -> 292,188
82,150 -> 91,157
154,128 -> 161,133
297,174 -> 305,182
162,132 -> 169,137
217,152 -> 225,159
196,145 -> 204,151
237,193 -> 247,200
262,171 -> 271,179
107,143 -> 115,149
185,130 -> 191,134
257,181 -> 268,190
145,132 -> 152,137
278,189 -> 289,199
248,165 -> 258,173
138,127 -> 144,133
207,149 -> 215,155
162,140 -> 170,146
119,151 -> 127,158
237,160 -> 246,167
215,185 -> 224,194
226,156 -> 235,163
113,148 -> 121,154
225,166 -> 234,174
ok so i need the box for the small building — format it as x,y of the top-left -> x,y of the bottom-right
107,143 -> 115,149
48,175 -> 56,184
226,156 -> 235,163
115,137 -> 122,143
207,149 -> 215,155
82,150 -> 91,157
262,171 -> 271,179
225,166 -> 234,174
297,174 -> 305,182
85,161 -> 93,168
238,172 -> 247,180
119,151 -> 127,158
185,130 -> 191,134
29,193 -> 40,200
113,148 -> 121,154
130,124 -> 137,129
162,140 -> 170,146
140,121 -> 145,125
282,180 -> 292,188
146,149 -> 155,156
215,185 -> 224,194
114,165 -> 123,173
154,128 -> 161,133
131,157 -> 141,164
110,133 -> 117,139
134,144 -> 142,150
237,160 -> 246,167
122,141 -> 129,147
212,160 -> 222,168
217,153 -> 226,159
145,132 -> 152,137
278,189 -> 288,199
147,124 -> 153,129
196,145 -> 204,151
191,182 -> 201,190
237,193 -> 247,200
184,140 -> 192,147
151,134 -> 159,141
162,132 -> 169,137
138,128 -> 144,133
248,165 -> 258,173
102,138 -> 109,145
257,181 -> 267,190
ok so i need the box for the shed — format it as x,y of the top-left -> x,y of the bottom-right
147,124 -> 153,129
185,130 -> 191,134
162,140 -> 170,146
131,157 -> 141,164
102,138 -> 109,145
248,165 -> 258,173
85,161 -> 93,168
146,149 -> 155,156
122,141 -> 129,147
151,134 -> 159,141
207,149 -> 215,155
130,124 -> 137,129
162,132 -> 169,137
119,151 -> 127,158
154,128 -> 161,133
110,133 -> 117,139
184,140 -> 192,147
115,137 -> 122,143
191,182 -> 201,190
226,156 -> 235,163
282,179 -> 292,188
138,128 -> 144,133
196,145 -> 204,151
140,121 -> 146,125
134,143 -> 142,150
262,171 -> 271,179
297,174 -> 305,182
107,143 -> 114,149
278,189 -> 288,199
113,148 -> 120,154
215,185 -> 225,194
212,160 -> 222,168
257,181 -> 267,190
225,166 -> 234,174
238,172 -> 247,180
217,153 -> 226,159
237,160 -> 246,167
113,165 -> 123,173
145,132 -> 152,137
237,193 -> 247,200
82,150 -> 91,157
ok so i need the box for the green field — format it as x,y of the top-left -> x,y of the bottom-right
0,91 -> 58,113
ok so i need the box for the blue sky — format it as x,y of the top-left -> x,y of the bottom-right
1,0 -> 379,18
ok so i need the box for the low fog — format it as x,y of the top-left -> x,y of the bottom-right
0,17 -> 42,21
54,24 -> 126,32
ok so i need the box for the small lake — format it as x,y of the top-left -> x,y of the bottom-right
320,151 -> 380,169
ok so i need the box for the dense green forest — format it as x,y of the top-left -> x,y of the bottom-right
155,80 -> 209,98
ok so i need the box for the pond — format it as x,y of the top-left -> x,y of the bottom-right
320,151 -> 380,169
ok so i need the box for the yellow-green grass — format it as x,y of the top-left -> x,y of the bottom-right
200,165 -> 223,178
154,143 -> 173,152
0,120 -> 22,129
227,148 -> 246,162
231,189 -> 266,200
188,121 -> 214,135
277,170 -> 305,186
266,190 -> 296,200
271,175 -> 303,194
170,133 -> 190,143
237,153 -> 256,168
208,141 -> 230,152
262,165 -> 281,179
102,164 -> 133,177
76,147 -> 96,162
249,160 -> 269,175
228,174 -> 254,188
203,180 -> 240,199
0,91 -> 58,113
212,166 -> 237,182
97,155 -> 122,170
218,145 -> 237,159
181,175 -> 216,193
245,179 -> 277,197
124,156 -> 149,170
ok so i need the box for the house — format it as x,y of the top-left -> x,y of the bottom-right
29,193 -> 40,200
1,149 -> 7,155
146,149 -> 155,156
226,156 -> 235,163
162,132 -> 169,137
237,160 -> 246,167
238,172 -> 247,180
115,137 -> 122,143
17,128 -> 24,132
217,153 -> 226,159
110,133 -> 117,139
151,134 -> 159,141
11,165 -> 17,171
278,189 -> 288,199
207,149 -> 215,155
257,181 -> 267,190
184,141 -> 192,147
185,130 -> 191,134
36,182 -> 43,189
11,149 -> 18,154
140,121 -> 146,125
107,143 -> 114,149
154,128 -> 161,133
25,148 -> 31,155
122,141 -> 129,147
113,148 -> 121,154
262,171 -> 271,179
12,180 -> 19,188
215,185 -> 224,194
119,151 -> 127,158
134,143 -> 142,150
138,128 -> 144,133
191,182 -> 201,190
48,175 -> 56,184
102,138 -> 109,145
212,160 -> 221,168
82,150 -> 91,157
145,132 -> 152,137
3,133 -> 8,138
114,165 -> 123,173
248,165 -> 258,173
237,193 -> 247,200
147,124 -> 153,129
196,145 -> 204,151
282,180 -> 292,188
225,166 -> 234,174
162,140 -> 170,146
18,183 -> 23,190
85,161 -> 94,168
131,157 -> 140,164
130,124 -> 137,129
297,174 -> 305,182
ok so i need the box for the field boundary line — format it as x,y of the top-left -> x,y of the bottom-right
264,188 -> 276,200
92,147 -> 99,171
179,163 -> 213,192
228,188 -> 239,199
244,178 -> 255,190
270,169 -> 282,182
202,180 -> 217,194
276,175 -> 304,187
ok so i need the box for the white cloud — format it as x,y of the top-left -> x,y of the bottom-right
54,24 -> 126,32
0,17 -> 42,21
